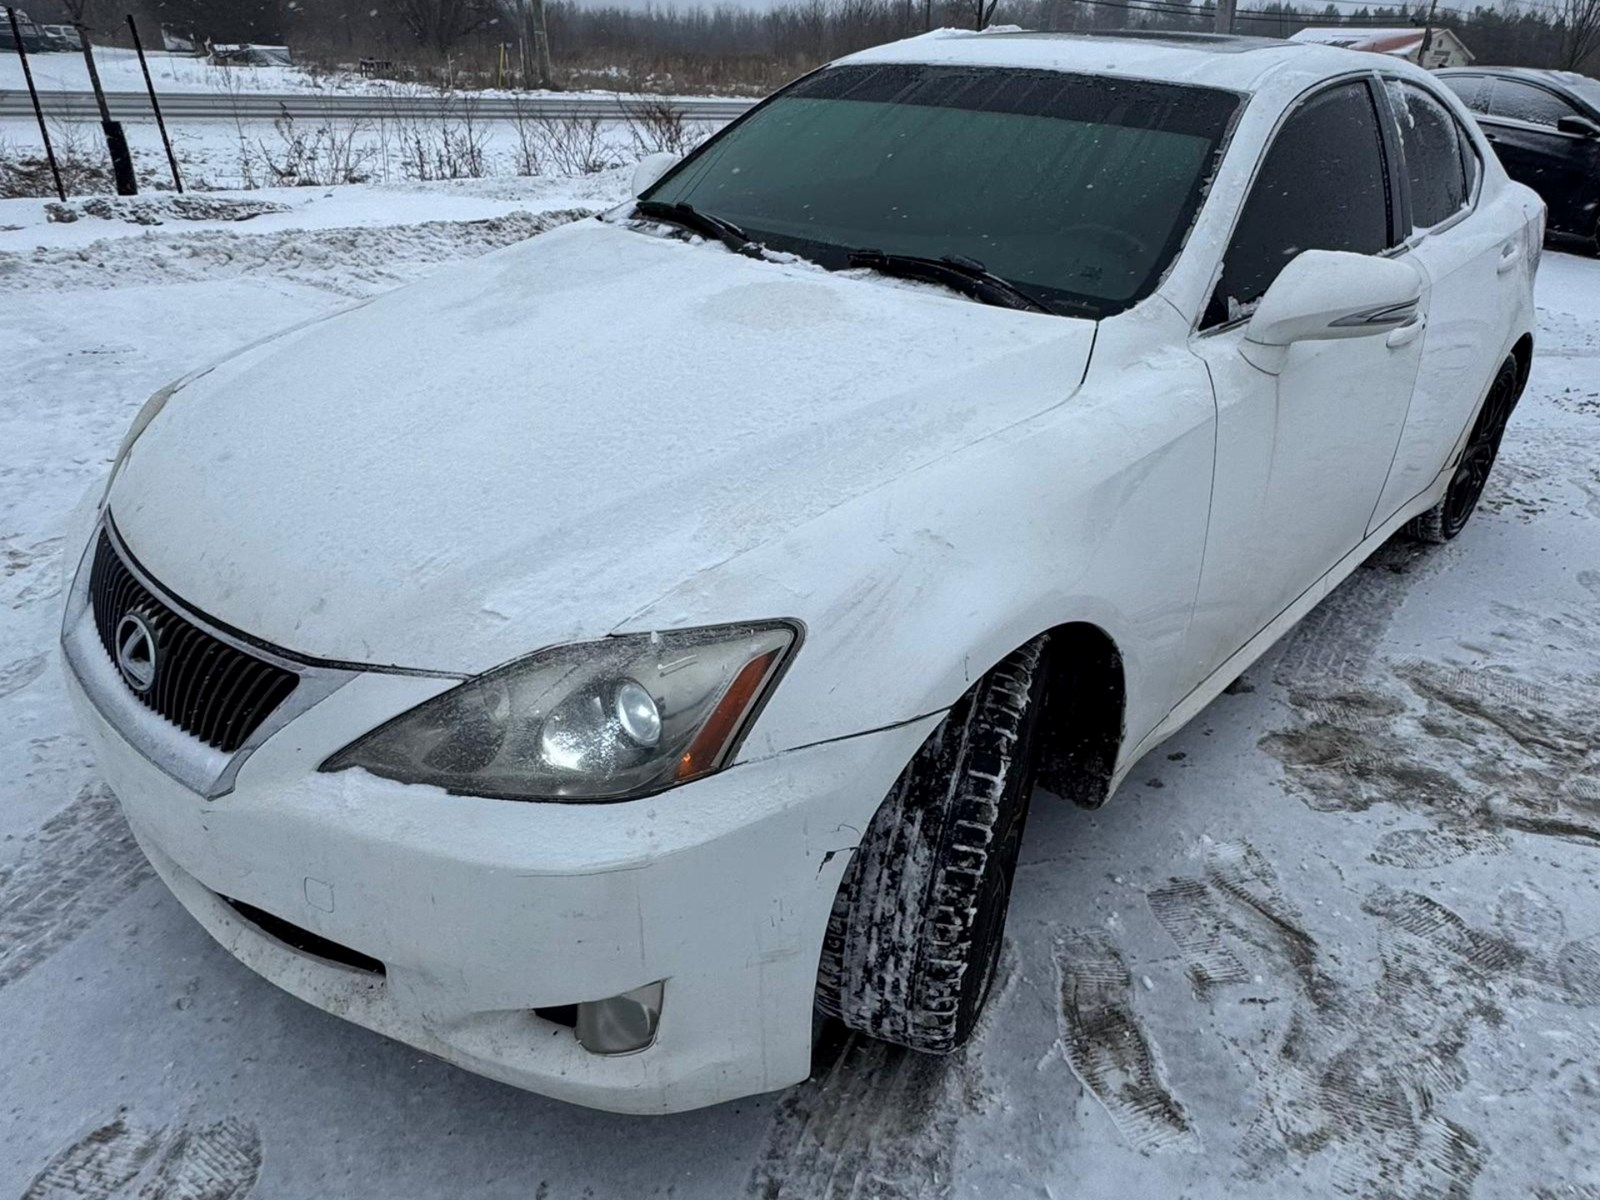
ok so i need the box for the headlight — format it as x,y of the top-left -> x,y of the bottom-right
321,622 -> 799,802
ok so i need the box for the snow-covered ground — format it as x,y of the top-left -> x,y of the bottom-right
2,177 -> 1599,1197
0,47 -> 372,96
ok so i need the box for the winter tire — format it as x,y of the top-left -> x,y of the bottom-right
1404,357 -> 1521,544
816,636 -> 1048,1053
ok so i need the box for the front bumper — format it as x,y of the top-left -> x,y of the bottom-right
63,614 -> 937,1114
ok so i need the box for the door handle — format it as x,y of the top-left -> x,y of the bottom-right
1498,244 -> 1523,274
1386,314 -> 1427,349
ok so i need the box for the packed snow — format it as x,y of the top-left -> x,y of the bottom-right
0,46 -> 370,96
2,169 -> 1600,1197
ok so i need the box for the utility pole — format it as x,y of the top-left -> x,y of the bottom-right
1417,0 -> 1439,68
523,0 -> 554,89
64,2 -> 137,194
1214,0 -> 1236,35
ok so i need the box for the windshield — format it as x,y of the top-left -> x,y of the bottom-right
1563,76 -> 1600,112
640,63 -> 1242,318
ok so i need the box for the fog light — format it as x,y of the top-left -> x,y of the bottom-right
575,981 -> 664,1056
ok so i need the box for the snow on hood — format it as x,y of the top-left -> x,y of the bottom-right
109,218 -> 1097,674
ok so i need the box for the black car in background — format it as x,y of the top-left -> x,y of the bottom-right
0,10 -> 49,53
1439,67 -> 1600,251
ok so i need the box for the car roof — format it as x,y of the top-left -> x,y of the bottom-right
834,26 -> 1400,93
1439,65 -> 1559,80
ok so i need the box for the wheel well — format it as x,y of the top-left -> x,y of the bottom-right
1510,333 -> 1534,399
1034,622 -> 1125,809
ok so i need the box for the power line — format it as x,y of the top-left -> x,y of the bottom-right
1062,0 -> 1570,27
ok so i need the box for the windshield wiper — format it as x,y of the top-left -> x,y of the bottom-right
846,249 -> 1054,315
633,199 -> 760,257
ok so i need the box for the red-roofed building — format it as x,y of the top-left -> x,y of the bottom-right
1290,26 -> 1475,69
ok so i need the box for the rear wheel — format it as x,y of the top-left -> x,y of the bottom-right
816,637 -> 1048,1053
1404,357 -> 1521,544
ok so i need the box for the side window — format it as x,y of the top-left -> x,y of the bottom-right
1439,75 -> 1491,113
1205,82 -> 1393,328
1389,81 -> 1470,230
1487,79 -> 1579,127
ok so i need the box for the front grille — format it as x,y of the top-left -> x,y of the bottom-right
89,530 -> 298,753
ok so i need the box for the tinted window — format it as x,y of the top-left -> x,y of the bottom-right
1389,81 -> 1470,229
1439,74 -> 1491,113
644,64 -> 1242,318
1206,82 -> 1392,327
1488,79 -> 1579,126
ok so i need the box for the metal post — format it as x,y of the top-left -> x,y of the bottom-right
6,5 -> 65,200
1213,0 -> 1236,35
127,14 -> 182,193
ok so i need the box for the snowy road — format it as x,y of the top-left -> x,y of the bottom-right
2,186 -> 1599,1198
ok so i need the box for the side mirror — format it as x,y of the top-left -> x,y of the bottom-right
632,151 -> 680,198
1245,250 -> 1423,349
1557,113 -> 1600,138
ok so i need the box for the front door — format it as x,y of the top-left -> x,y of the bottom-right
1184,78 -> 1423,684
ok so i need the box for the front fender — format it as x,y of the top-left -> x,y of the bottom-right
625,300 -> 1218,773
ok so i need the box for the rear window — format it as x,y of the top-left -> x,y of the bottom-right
1388,80 -> 1472,231
1439,74 -> 1491,113
1488,79 -> 1580,127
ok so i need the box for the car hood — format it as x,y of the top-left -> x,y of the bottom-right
109,218 -> 1097,674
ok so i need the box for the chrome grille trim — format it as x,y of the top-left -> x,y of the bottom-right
62,518 -> 360,798
87,530 -> 299,752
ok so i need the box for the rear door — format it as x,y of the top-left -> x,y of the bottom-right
1369,76 -> 1522,528
1185,77 -> 1423,681
1478,77 -> 1596,232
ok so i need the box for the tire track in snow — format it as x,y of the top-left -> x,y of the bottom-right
22,1114 -> 262,1200
748,1027 -> 969,1200
1270,538 -> 1437,688
1146,839 -> 1600,1195
1053,930 -> 1200,1155
0,783 -> 152,992
1264,595 -> 1600,869
0,653 -> 49,700
750,948 -> 1018,1198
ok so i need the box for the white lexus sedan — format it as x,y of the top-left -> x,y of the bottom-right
62,29 -> 1541,1113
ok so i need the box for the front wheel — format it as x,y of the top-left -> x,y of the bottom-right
815,637 -> 1048,1053
1404,357 -> 1521,544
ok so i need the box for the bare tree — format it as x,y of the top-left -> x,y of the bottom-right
395,0 -> 495,55
507,0 -> 555,89
1560,0 -> 1600,69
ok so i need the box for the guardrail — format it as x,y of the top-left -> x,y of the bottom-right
0,90 -> 758,122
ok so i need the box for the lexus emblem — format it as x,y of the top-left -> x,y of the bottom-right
115,613 -> 158,693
